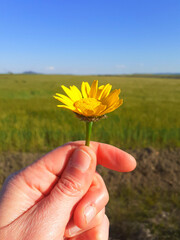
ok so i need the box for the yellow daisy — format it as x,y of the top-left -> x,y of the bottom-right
54,80 -> 123,121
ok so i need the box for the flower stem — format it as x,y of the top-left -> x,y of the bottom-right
85,121 -> 93,146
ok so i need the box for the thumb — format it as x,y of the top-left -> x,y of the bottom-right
38,146 -> 97,231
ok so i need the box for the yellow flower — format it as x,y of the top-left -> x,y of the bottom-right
54,80 -> 123,120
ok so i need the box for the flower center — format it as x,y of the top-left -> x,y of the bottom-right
74,98 -> 101,111
74,98 -> 102,113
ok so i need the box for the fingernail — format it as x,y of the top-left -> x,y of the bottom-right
129,154 -> 137,169
68,225 -> 81,237
84,205 -> 96,224
69,148 -> 91,173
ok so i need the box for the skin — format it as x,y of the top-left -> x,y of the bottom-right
0,141 -> 136,240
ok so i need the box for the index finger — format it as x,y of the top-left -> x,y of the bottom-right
69,141 -> 136,172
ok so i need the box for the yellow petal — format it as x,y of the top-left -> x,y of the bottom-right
81,81 -> 91,98
102,99 -> 123,115
54,93 -> 73,105
70,85 -> 82,99
57,105 -> 84,115
98,85 -> 105,93
93,104 -> 107,116
96,85 -> 104,99
61,85 -> 79,102
89,80 -> 98,98
81,82 -> 87,98
73,107 -> 84,115
98,84 -> 112,100
99,85 -> 104,89
54,95 -> 74,107
84,82 -> 91,96
102,89 -> 121,107
57,105 -> 76,111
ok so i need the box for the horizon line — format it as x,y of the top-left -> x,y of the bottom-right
1,72 -> 180,76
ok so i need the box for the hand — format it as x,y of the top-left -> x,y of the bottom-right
0,141 -> 136,240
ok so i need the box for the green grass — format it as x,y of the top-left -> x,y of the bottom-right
0,74 -> 180,152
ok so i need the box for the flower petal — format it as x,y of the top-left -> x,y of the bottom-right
84,82 -> 91,96
70,85 -> 82,99
98,84 -> 112,100
57,105 -> 84,115
93,104 -> 107,116
81,82 -> 88,98
57,105 -> 76,111
73,107 -> 83,115
102,89 -> 121,107
54,93 -> 74,105
96,85 -> 104,99
89,80 -> 98,98
54,95 -> 74,107
102,99 -> 123,115
61,85 -> 79,102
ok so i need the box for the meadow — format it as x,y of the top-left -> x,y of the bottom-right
0,74 -> 180,152
0,74 -> 180,239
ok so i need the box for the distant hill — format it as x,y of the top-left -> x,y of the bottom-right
4,72 -> 179,78
155,73 -> 180,75
22,71 -> 40,75
129,73 -> 180,79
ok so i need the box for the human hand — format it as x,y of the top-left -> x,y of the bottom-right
0,141 -> 136,240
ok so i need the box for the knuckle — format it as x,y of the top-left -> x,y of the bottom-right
57,176 -> 83,197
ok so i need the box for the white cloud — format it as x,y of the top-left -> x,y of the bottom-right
115,64 -> 126,69
47,66 -> 55,71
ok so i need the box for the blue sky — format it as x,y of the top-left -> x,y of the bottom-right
0,0 -> 180,74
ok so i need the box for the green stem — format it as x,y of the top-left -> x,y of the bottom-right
85,121 -> 93,146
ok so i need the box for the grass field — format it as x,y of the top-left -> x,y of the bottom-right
0,74 -> 180,152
